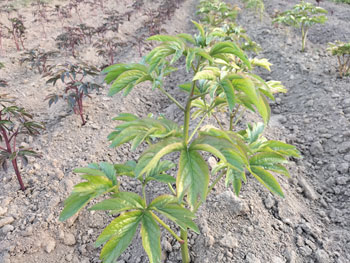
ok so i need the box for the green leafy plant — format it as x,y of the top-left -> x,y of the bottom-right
45,62 -> 103,125
0,95 -> 44,191
197,0 -> 240,27
20,48 -> 58,74
241,0 -> 265,20
273,1 -> 327,52
327,41 -> 350,78
59,18 -> 299,263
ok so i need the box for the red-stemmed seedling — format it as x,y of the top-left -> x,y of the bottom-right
45,62 -> 103,125
5,16 -> 26,51
94,37 -> 125,66
20,48 -> 58,74
32,0 -> 50,38
0,95 -> 44,191
55,26 -> 85,57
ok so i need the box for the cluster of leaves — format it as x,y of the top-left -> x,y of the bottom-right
241,0 -> 265,20
273,1 -> 328,51
327,41 -> 350,77
94,37 -> 126,66
55,26 -> 86,57
60,9 -> 299,262
0,95 -> 44,191
45,62 -> 103,125
197,0 -> 261,54
20,48 -> 58,74
31,0 -> 50,37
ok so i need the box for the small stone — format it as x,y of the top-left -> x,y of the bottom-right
315,249 -> 331,263
218,190 -> 249,216
45,239 -> 56,253
64,233 -> 76,246
337,163 -> 349,174
0,217 -> 14,228
0,207 -> 8,216
264,195 -> 275,209
219,233 -> 238,249
208,157 -> 217,169
2,224 -> 14,234
338,141 -> 350,154
22,226 -> 33,236
299,246 -> 313,256
161,239 -> 172,252
336,176 -> 348,185
310,141 -> 323,156
246,253 -> 261,263
33,163 -> 41,170
205,234 -> 215,247
272,256 -> 285,263
298,177 -> 319,200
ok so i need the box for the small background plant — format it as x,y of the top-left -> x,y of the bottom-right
273,1 -> 328,52
241,0 -> 265,20
45,62 -> 103,125
327,41 -> 350,77
0,95 -> 44,191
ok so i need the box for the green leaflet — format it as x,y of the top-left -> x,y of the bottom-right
90,192 -> 145,212
108,115 -> 182,149
108,69 -> 150,97
176,149 -> 209,209
225,168 -> 246,196
135,137 -> 184,178
149,195 -> 199,233
98,211 -> 142,263
220,78 -> 235,112
59,163 -> 117,221
249,152 -> 288,166
209,42 -> 251,69
250,166 -> 284,197
141,211 -> 161,263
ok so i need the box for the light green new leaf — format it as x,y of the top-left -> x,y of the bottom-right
177,149 -> 209,208
249,152 -> 287,166
141,211 -> 161,263
98,211 -> 142,263
225,169 -> 246,196
260,140 -> 300,157
250,166 -> 284,197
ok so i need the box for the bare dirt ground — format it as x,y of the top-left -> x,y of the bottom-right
0,0 -> 349,262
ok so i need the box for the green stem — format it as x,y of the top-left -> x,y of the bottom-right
229,105 -> 241,131
150,211 -> 184,244
212,113 -> 225,130
188,114 -> 207,142
190,91 -> 209,101
180,229 -> 190,263
142,183 -> 147,203
167,183 -> 176,196
234,108 -> 246,126
159,86 -> 185,112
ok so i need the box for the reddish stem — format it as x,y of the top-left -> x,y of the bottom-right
12,158 -> 25,191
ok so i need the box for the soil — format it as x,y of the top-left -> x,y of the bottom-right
0,0 -> 349,262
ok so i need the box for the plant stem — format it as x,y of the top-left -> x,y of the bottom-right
229,105 -> 241,131
12,158 -> 25,191
180,229 -> 190,263
150,211 -> 184,243
212,113 -> 224,130
158,87 -> 185,111
188,114 -> 207,142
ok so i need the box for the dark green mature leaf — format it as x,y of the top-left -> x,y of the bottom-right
250,152 -> 287,167
141,211 -> 161,263
176,149 -> 209,208
225,169 -> 246,196
98,211 -> 142,263
250,166 -> 284,197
